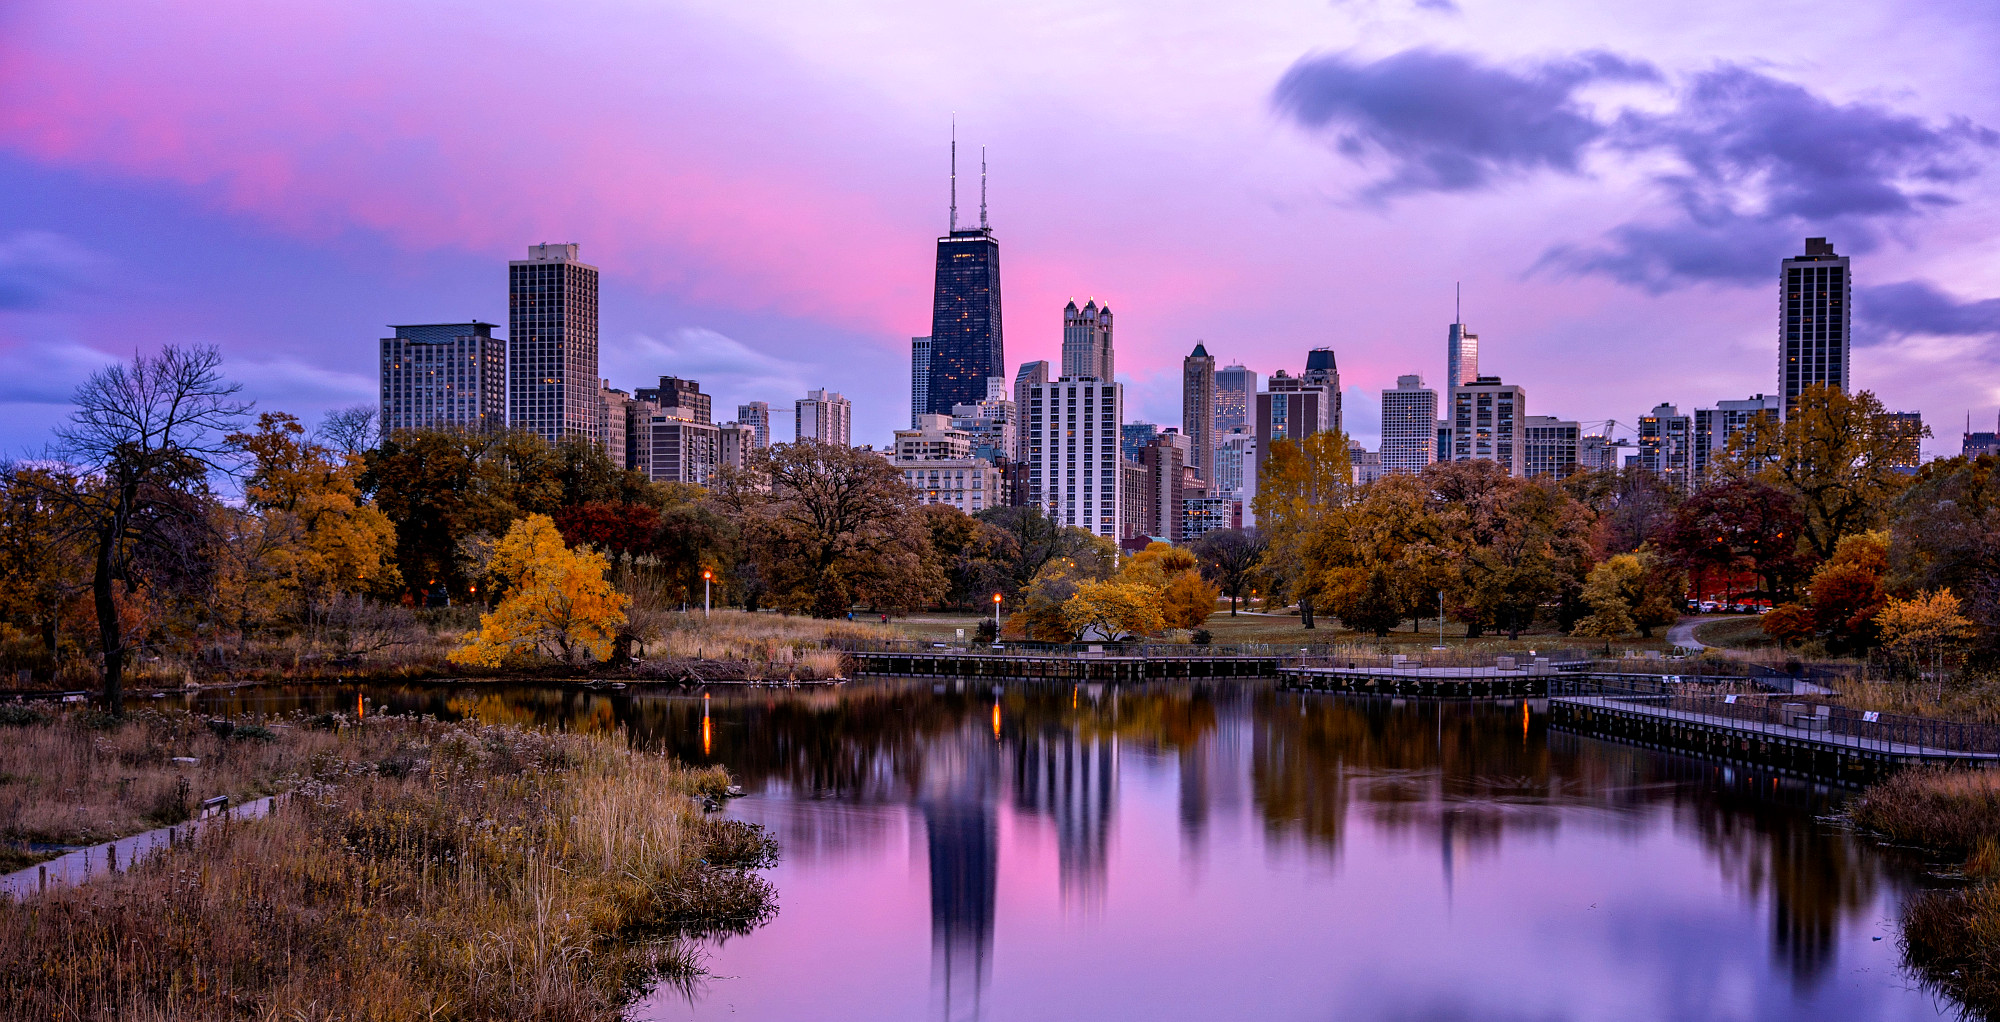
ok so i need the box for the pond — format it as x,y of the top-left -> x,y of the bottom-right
178,678 -> 1959,1022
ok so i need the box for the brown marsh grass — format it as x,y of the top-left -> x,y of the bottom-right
0,717 -> 775,1021
0,708 -> 430,867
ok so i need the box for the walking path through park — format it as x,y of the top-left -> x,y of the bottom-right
1,794 -> 281,902
1666,616 -> 1708,650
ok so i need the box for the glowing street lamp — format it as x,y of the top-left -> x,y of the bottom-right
703,569 -> 713,619
992,593 -> 1003,640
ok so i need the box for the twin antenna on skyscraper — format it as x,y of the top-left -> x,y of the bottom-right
948,117 -> 988,233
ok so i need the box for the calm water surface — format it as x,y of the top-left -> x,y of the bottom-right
187,679 -> 1959,1022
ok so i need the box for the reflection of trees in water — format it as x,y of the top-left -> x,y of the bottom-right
1556,735 -> 1904,988
200,679 -> 1935,1005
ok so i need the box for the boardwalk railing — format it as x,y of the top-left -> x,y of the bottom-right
1552,674 -> 2000,757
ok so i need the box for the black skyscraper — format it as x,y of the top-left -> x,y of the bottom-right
925,141 -> 1003,417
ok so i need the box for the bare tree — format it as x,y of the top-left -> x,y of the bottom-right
1192,528 -> 1266,616
317,404 -> 379,460
48,346 -> 250,711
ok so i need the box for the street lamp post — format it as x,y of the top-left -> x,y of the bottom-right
992,593 -> 1002,641
703,569 -> 712,620
1436,590 -> 1446,650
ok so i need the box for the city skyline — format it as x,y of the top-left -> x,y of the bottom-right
2,2 -> 1997,459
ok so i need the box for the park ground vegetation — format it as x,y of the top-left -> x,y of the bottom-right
0,712 -> 775,1020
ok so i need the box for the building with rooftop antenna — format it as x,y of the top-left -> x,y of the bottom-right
1447,284 -> 1478,388
926,132 -> 1004,418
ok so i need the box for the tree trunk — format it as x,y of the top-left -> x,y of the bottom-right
93,531 -> 124,714
1300,595 -> 1315,629
1230,594 -> 1238,616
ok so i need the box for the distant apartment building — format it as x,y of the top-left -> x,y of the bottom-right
508,243 -> 600,445
1011,360 -> 1050,462
1120,460 -> 1153,542
1693,393 -> 1781,480
909,336 -> 931,428
635,376 -> 711,424
1181,495 -> 1234,543
735,401 -> 771,449
599,382 -> 630,466
950,377 -> 1015,463
1880,411 -> 1924,471
1578,434 -> 1629,474
1211,428 -> 1255,499
635,415 -> 725,486
1182,343 -> 1216,482
1138,431 -> 1198,541
1781,237 -> 1851,420
1349,441 -> 1385,486
1380,374 -> 1438,475
1967,413 -> 2000,458
379,322 -> 506,435
896,415 -> 974,461
1214,364 -> 1257,438
796,389 -> 853,446
1522,415 -> 1579,479
1255,366 -> 1337,476
1637,403 -> 1694,489
1121,422 -> 1158,463
1448,376 -> 1525,476
894,415 -> 1000,515
1024,377 -> 1124,540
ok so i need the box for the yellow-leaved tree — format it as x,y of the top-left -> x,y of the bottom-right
449,514 -> 628,667
1877,589 -> 1975,680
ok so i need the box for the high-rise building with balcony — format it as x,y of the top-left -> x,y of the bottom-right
379,322 -> 506,435
1024,376 -> 1124,540
1448,376 -> 1525,476
508,243 -> 600,444
1781,237 -> 1850,419
1380,374 -> 1437,475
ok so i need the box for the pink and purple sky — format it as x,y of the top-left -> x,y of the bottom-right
2,0 -> 1997,456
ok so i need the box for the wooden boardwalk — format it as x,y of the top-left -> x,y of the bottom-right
1550,695 -> 2000,785
852,650 -> 1278,682
1280,665 -> 1550,698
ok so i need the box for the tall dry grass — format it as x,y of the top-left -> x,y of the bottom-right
0,717 -> 775,1021
0,709 -> 429,864
630,610 -> 893,679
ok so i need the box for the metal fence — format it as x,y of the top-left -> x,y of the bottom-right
1551,673 -> 2000,756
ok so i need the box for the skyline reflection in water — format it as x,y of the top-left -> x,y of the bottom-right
181,679 -> 1956,1021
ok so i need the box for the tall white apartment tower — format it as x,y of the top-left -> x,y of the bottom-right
508,243 -> 600,444
1781,237 -> 1851,420
1025,377 -> 1124,540
796,389 -> 852,446
910,336 -> 932,428
1379,374 -> 1438,475
1061,299 -> 1114,381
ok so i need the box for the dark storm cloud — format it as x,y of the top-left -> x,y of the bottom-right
1271,48 -> 1657,198
1856,280 -> 2000,344
1546,66 -> 2000,290
1276,50 -> 1997,291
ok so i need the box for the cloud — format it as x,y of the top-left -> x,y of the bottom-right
1271,48 -> 1658,198
0,230 -> 102,309
1545,66 -> 1999,290
1856,280 -> 2000,344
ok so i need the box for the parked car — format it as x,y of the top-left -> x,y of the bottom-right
1730,603 -> 1749,613
1698,601 -> 1719,613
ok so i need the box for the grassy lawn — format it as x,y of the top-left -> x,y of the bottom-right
1692,614 -> 1778,651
